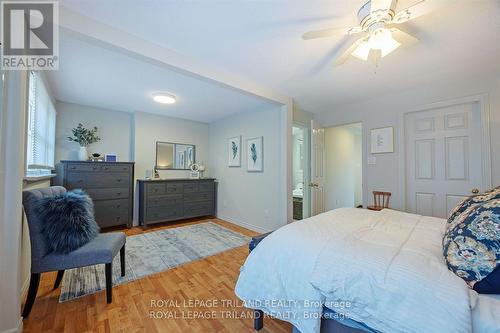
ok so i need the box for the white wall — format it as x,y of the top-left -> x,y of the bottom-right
292,128 -> 304,189
315,72 -> 500,211
133,111 -> 209,181
55,102 -> 133,162
324,123 -> 362,210
209,107 -> 286,232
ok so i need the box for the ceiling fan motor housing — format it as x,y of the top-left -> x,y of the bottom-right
358,0 -> 397,32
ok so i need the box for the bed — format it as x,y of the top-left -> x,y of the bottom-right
235,208 -> 500,333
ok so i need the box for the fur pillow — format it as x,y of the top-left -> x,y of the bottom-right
35,189 -> 99,254
443,197 -> 500,293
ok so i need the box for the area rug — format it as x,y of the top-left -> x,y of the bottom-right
59,222 -> 250,302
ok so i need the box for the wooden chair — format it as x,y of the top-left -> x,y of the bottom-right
367,191 -> 391,211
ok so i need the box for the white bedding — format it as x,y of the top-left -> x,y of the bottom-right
235,208 -> 477,333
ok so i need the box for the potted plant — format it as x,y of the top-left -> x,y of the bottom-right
68,123 -> 101,161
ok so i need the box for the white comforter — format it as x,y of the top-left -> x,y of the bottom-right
235,208 -> 474,333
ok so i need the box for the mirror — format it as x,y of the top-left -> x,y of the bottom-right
156,141 -> 196,170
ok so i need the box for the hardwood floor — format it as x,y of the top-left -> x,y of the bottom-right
22,218 -> 292,333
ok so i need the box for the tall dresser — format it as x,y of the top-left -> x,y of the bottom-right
137,178 -> 216,227
55,161 -> 134,228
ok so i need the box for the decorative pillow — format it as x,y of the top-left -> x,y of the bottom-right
443,198 -> 499,293
448,186 -> 500,224
35,189 -> 100,254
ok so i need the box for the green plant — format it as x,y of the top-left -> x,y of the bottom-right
68,123 -> 101,147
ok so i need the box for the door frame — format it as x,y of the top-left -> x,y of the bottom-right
323,121 -> 366,209
398,94 -> 492,213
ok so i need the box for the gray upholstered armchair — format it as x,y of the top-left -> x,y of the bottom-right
22,186 -> 126,318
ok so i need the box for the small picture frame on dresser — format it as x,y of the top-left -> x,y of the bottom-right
105,153 -> 118,162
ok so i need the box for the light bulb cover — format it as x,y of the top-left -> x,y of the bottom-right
152,93 -> 176,104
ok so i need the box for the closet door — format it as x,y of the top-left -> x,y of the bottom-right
405,100 -> 486,218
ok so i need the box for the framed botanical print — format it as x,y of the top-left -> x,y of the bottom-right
247,136 -> 263,172
370,127 -> 394,154
228,136 -> 241,167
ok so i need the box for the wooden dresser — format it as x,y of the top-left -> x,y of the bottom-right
137,178 -> 216,227
55,161 -> 135,228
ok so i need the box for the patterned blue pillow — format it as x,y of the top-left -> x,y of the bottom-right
443,198 -> 499,288
447,186 -> 500,223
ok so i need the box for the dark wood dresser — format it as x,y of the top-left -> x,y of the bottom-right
55,161 -> 134,228
137,178 -> 216,227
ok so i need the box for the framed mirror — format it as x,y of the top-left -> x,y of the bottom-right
155,141 -> 196,170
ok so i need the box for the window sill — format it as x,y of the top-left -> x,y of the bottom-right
23,174 -> 56,184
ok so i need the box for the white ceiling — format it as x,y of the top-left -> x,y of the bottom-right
47,33 -> 279,123
59,0 -> 500,114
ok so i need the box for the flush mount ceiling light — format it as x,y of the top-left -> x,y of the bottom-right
301,0 -> 448,66
152,92 -> 176,104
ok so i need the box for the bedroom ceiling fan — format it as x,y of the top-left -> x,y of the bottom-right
302,0 -> 447,66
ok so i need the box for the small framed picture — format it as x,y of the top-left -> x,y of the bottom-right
105,153 -> 118,162
247,136 -> 263,172
370,127 -> 394,154
228,136 -> 241,167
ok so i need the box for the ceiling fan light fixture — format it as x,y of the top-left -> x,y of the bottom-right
368,28 -> 401,57
351,40 -> 371,61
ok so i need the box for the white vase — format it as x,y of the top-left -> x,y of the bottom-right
78,146 -> 88,161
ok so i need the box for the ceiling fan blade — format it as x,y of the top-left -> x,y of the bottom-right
392,0 -> 449,24
333,35 -> 368,66
389,27 -> 419,45
302,26 -> 363,40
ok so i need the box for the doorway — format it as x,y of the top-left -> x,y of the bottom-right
292,125 -> 311,220
324,122 -> 363,210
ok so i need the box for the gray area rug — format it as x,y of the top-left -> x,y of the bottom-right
59,222 -> 250,302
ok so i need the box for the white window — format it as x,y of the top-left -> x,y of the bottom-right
26,71 -> 56,177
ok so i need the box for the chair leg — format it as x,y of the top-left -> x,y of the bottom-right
254,309 -> 264,330
22,273 -> 41,318
53,270 -> 64,290
105,263 -> 112,303
120,244 -> 125,277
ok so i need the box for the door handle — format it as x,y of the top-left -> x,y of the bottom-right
471,188 -> 480,194
308,183 -> 319,187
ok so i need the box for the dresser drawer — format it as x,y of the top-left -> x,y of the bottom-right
102,164 -> 131,173
66,163 -> 101,172
166,183 -> 183,194
183,183 -> 199,193
147,183 -> 166,195
85,188 -> 129,200
67,172 -> 130,189
146,206 -> 183,221
183,191 -> 213,202
147,194 -> 183,208
198,182 -> 214,192
94,199 -> 130,227
184,201 -> 213,217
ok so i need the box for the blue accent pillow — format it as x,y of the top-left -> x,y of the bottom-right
448,186 -> 500,223
35,189 -> 100,254
443,197 -> 499,293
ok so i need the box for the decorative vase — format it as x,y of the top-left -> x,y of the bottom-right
78,146 -> 88,161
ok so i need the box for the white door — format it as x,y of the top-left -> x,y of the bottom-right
310,120 -> 325,216
405,100 -> 486,218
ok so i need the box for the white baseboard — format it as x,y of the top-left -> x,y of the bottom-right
1,318 -> 23,333
217,214 -> 272,234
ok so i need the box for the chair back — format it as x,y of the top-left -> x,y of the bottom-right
22,186 -> 67,272
373,191 -> 391,208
